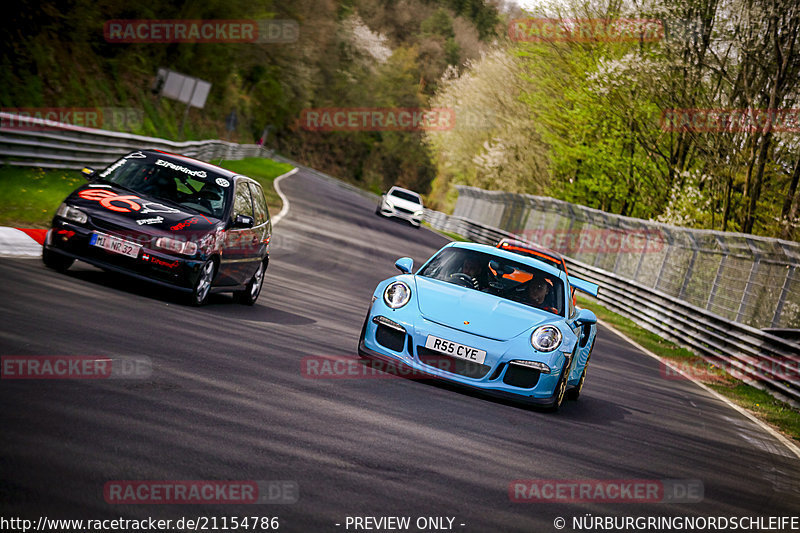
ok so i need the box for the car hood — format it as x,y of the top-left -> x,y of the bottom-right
414,276 -> 553,341
67,184 -> 221,233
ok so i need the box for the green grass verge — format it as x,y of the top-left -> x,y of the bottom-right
421,221 -> 470,242
576,293 -> 800,444
0,157 -> 294,228
0,166 -> 85,228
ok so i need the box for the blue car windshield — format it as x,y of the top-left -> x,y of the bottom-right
98,153 -> 230,218
418,248 -> 565,316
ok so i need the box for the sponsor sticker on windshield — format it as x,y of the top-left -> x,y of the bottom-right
155,159 -> 207,178
99,159 -> 127,178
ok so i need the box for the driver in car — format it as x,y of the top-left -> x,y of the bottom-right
454,255 -> 484,290
525,273 -> 556,312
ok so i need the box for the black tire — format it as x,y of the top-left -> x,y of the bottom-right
552,373 -> 567,410
189,259 -> 216,306
567,365 -> 587,401
235,260 -> 266,306
42,247 -> 74,272
548,363 -> 570,411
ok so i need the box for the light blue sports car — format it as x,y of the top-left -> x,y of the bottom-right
358,242 -> 599,410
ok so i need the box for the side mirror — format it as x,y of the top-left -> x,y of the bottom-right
395,257 -> 413,274
232,214 -> 255,229
81,167 -> 97,181
575,308 -> 597,326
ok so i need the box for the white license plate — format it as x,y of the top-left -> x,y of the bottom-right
425,335 -> 487,364
90,232 -> 141,259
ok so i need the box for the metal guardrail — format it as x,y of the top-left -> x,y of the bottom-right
0,112 -> 264,169
423,210 -> 800,406
453,186 -> 800,331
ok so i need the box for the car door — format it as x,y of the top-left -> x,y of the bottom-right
248,182 -> 271,262
217,179 -> 257,286
566,288 -> 589,377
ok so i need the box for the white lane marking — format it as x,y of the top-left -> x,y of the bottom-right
272,168 -> 298,226
0,228 -> 43,257
599,319 -> 800,460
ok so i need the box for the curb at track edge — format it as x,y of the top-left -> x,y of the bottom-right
271,167 -> 298,226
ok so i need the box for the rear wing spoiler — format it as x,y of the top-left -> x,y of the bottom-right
570,276 -> 599,297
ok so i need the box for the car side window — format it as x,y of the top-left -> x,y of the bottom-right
233,181 -> 254,220
248,183 -> 269,226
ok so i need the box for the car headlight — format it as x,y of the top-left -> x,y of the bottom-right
154,236 -> 198,256
530,325 -> 562,352
383,281 -> 411,309
414,210 -> 424,217
56,203 -> 87,224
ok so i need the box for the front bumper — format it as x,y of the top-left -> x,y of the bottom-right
379,202 -> 422,225
359,299 -> 572,407
45,219 -> 205,292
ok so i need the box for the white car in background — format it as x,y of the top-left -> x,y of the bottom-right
377,186 -> 424,227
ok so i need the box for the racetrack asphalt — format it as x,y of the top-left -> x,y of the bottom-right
1,168 -> 798,531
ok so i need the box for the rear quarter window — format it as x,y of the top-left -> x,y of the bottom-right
248,183 -> 270,226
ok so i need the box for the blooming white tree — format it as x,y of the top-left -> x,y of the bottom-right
340,13 -> 392,65
426,48 -> 549,210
